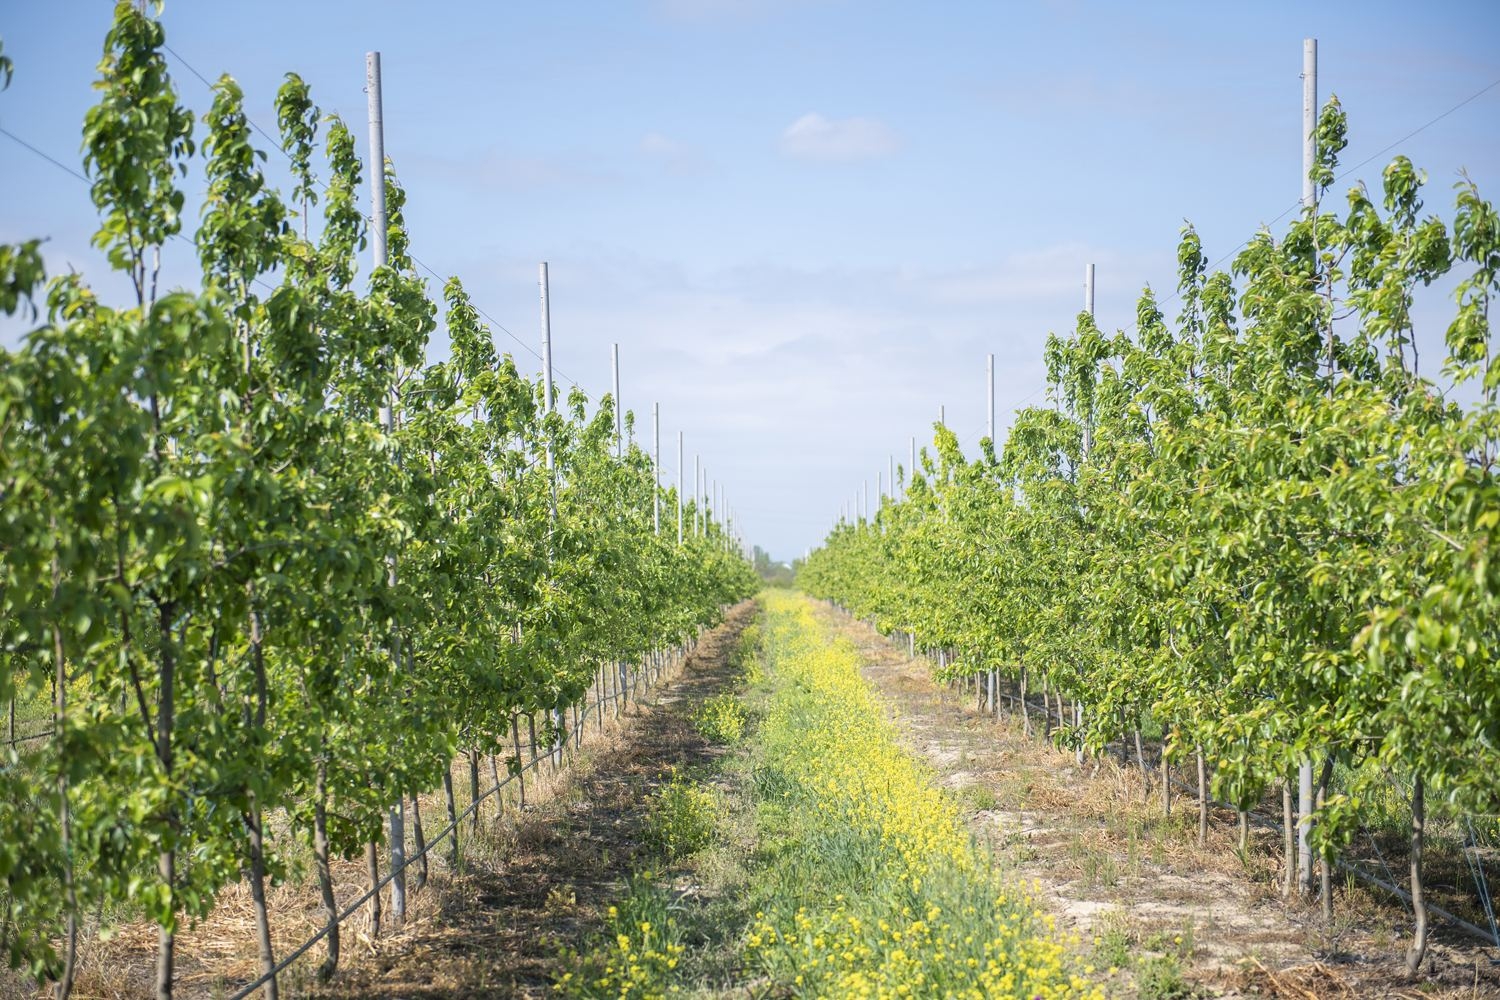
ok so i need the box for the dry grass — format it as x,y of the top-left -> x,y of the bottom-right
817,604 -> 1500,1000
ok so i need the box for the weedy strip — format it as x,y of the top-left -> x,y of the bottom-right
739,592 -> 1101,999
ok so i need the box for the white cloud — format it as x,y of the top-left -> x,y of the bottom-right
779,112 -> 900,162
639,131 -> 711,176
640,131 -> 686,158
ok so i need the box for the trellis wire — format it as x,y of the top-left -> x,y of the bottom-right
895,629 -> 1500,955
223,643 -> 684,1000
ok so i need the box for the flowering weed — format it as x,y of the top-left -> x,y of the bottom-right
694,693 -> 747,745
645,776 -> 718,861
742,592 -> 1102,999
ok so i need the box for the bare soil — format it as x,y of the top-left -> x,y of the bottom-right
815,603 -> 1500,1000
304,600 -> 756,999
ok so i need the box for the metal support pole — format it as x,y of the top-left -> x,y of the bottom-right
1084,263 -> 1095,318
986,353 -> 995,443
652,403 -> 660,535
611,343 -> 622,458
367,50 -> 405,927
1298,36 -> 1318,895
677,431 -> 684,544
539,263 -> 556,518
366,55 -> 388,269
694,454 -> 701,536
1302,38 -> 1318,213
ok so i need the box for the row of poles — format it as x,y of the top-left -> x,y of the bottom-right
833,261 -> 1092,526
831,38 -> 1326,899
363,50 -> 746,929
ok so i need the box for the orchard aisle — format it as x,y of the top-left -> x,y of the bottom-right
304,601 -> 758,1000
815,603 -> 1500,999
721,592 -> 1101,1000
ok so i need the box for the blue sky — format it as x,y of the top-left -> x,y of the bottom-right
3,1 -> 1498,559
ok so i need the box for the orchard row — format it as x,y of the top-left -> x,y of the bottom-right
802,99 -> 1499,972
0,4 -> 756,997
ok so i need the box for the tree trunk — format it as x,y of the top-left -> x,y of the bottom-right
552,707 -> 563,768
488,753 -> 503,812
156,863 -> 175,1000
1075,703 -> 1085,767
364,841 -> 382,940
534,716 -> 546,779
512,715 -> 526,810
314,760 -> 339,982
1405,773 -> 1428,975
243,598 -> 277,1000
1134,728 -> 1148,803
1238,810 -> 1250,858
1317,756 -> 1335,922
1282,777 -> 1295,899
442,767 -> 460,870
154,603 -> 177,1000
410,795 -> 427,890
468,751 -> 481,832
1019,669 -> 1030,736
244,798 -> 279,1000
1196,745 -> 1209,845
1161,741 -> 1171,818
53,617 -> 77,1000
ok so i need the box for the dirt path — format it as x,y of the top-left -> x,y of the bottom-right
306,601 -> 757,999
815,603 -> 1500,1000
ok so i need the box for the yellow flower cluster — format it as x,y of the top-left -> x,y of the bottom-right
693,691 -> 748,743
557,881 -> 687,999
745,593 -> 1102,999
578,906 -> 685,998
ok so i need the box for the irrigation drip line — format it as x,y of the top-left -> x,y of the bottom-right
1366,829 -> 1411,917
223,649 -> 680,1000
1465,817 -> 1500,947
2,727 -> 56,748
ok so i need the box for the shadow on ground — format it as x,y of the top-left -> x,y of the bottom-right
307,600 -> 757,999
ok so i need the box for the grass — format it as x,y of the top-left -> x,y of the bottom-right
643,775 -> 719,861
556,875 -> 688,999
555,593 -> 1104,998
1135,954 -> 1194,999
735,592 -> 1101,999
692,693 -> 747,745
555,614 -> 765,998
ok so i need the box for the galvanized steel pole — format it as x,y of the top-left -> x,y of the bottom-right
611,343 -> 622,458
1298,35 -> 1318,896
652,403 -> 660,535
367,49 -> 405,927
